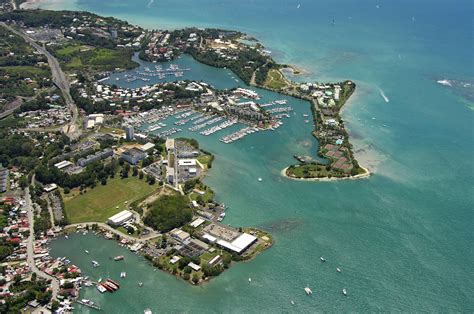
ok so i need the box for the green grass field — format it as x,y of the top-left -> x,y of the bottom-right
55,45 -> 91,57
63,176 -> 156,224
60,47 -> 136,71
0,66 -> 49,76
264,69 -> 288,90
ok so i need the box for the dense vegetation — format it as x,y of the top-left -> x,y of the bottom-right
144,195 -> 192,232
0,26 -> 52,99
50,44 -> 137,72
0,276 -> 51,313
186,46 -> 270,85
0,204 -> 17,262
35,158 -> 120,189
0,133 -> 42,171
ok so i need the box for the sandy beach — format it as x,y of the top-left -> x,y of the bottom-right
20,0 -> 48,9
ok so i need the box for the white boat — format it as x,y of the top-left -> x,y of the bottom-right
291,300 -> 295,305
85,250 -> 89,254
258,177 -> 263,182
65,235 -> 69,239
304,287 -> 312,295
96,285 -> 107,293
337,267 -> 341,273
144,309 -> 152,314
120,272 -> 126,278
342,288 -> 347,296
92,260 -> 100,267
248,278 -> 251,283
138,282 -> 143,287
320,256 -> 326,262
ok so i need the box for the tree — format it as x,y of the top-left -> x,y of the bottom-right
132,167 -> 138,176
101,178 -> 107,185
139,171 -> 144,180
192,273 -> 199,284
121,167 -> 129,178
63,187 -> 70,194
178,257 -> 191,270
143,195 -> 192,232
51,300 -> 60,311
18,176 -> 28,189
222,254 -> 231,268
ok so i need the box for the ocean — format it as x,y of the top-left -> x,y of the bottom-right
32,0 -> 474,312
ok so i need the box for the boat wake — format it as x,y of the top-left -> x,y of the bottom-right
435,78 -> 474,105
147,0 -> 154,8
436,79 -> 453,87
378,88 -> 389,103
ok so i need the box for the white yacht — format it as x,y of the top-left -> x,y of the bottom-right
304,287 -> 312,295
342,288 -> 347,296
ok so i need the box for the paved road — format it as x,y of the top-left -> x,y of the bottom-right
0,22 -> 80,138
65,222 -> 161,243
24,187 -> 60,300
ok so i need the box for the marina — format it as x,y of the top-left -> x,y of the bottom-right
123,64 -> 190,82
219,126 -> 259,144
189,116 -> 223,132
199,118 -> 238,136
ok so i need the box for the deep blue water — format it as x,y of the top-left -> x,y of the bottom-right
37,0 -> 474,312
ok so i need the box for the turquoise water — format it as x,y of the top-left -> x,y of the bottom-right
42,0 -> 474,312
105,53 -> 246,89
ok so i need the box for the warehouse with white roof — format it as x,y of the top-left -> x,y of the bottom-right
107,210 -> 133,226
216,233 -> 257,254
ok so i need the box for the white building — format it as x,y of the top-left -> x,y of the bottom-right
178,159 -> 196,167
107,210 -> 133,226
216,233 -> 257,254
54,160 -> 73,170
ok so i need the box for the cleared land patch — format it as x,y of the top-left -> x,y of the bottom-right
63,176 -> 156,223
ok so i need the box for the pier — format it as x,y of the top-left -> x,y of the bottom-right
76,299 -> 101,311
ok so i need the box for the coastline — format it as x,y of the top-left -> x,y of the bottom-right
19,0 -> 38,10
280,166 -> 371,182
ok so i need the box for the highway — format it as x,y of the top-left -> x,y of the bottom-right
0,22 -> 80,138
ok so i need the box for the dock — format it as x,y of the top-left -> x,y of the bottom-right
76,300 -> 101,310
